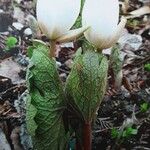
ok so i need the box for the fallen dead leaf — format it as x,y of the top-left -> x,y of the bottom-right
0,57 -> 25,84
118,29 -> 143,51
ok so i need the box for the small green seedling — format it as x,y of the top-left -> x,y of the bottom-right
140,102 -> 149,113
111,126 -> 138,149
5,36 -> 18,51
111,127 -> 138,139
111,128 -> 119,139
144,64 -> 150,72
122,127 -> 138,138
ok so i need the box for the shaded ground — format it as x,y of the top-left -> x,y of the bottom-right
0,0 -> 150,149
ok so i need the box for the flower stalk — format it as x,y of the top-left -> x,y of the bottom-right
75,139 -> 82,150
83,122 -> 92,150
49,40 -> 56,58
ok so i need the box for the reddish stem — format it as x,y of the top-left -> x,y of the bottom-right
83,122 -> 92,150
76,140 -> 82,150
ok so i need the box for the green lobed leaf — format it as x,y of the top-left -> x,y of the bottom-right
27,39 -> 48,58
26,94 -> 37,137
65,50 -> 108,122
26,42 -> 69,150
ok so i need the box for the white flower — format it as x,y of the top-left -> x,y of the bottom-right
82,0 -> 127,50
37,0 -> 88,43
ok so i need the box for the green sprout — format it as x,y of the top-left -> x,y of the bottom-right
5,36 -> 18,51
111,128 -> 119,139
140,102 -> 149,113
122,127 -> 138,138
111,127 -> 138,139
144,64 -> 150,72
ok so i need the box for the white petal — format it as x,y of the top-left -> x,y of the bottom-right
82,0 -> 120,49
98,17 -> 127,50
56,26 -> 89,43
94,17 -> 127,50
37,0 -> 81,39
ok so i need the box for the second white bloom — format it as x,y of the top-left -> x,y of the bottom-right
82,0 -> 127,50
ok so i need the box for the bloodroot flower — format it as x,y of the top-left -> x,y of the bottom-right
37,0 -> 88,43
82,0 -> 127,50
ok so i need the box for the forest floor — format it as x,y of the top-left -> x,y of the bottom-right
0,0 -> 150,150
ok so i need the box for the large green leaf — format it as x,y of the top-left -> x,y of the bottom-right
65,50 -> 108,122
26,43 -> 69,150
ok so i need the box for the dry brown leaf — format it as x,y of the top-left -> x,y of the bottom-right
0,57 -> 25,84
